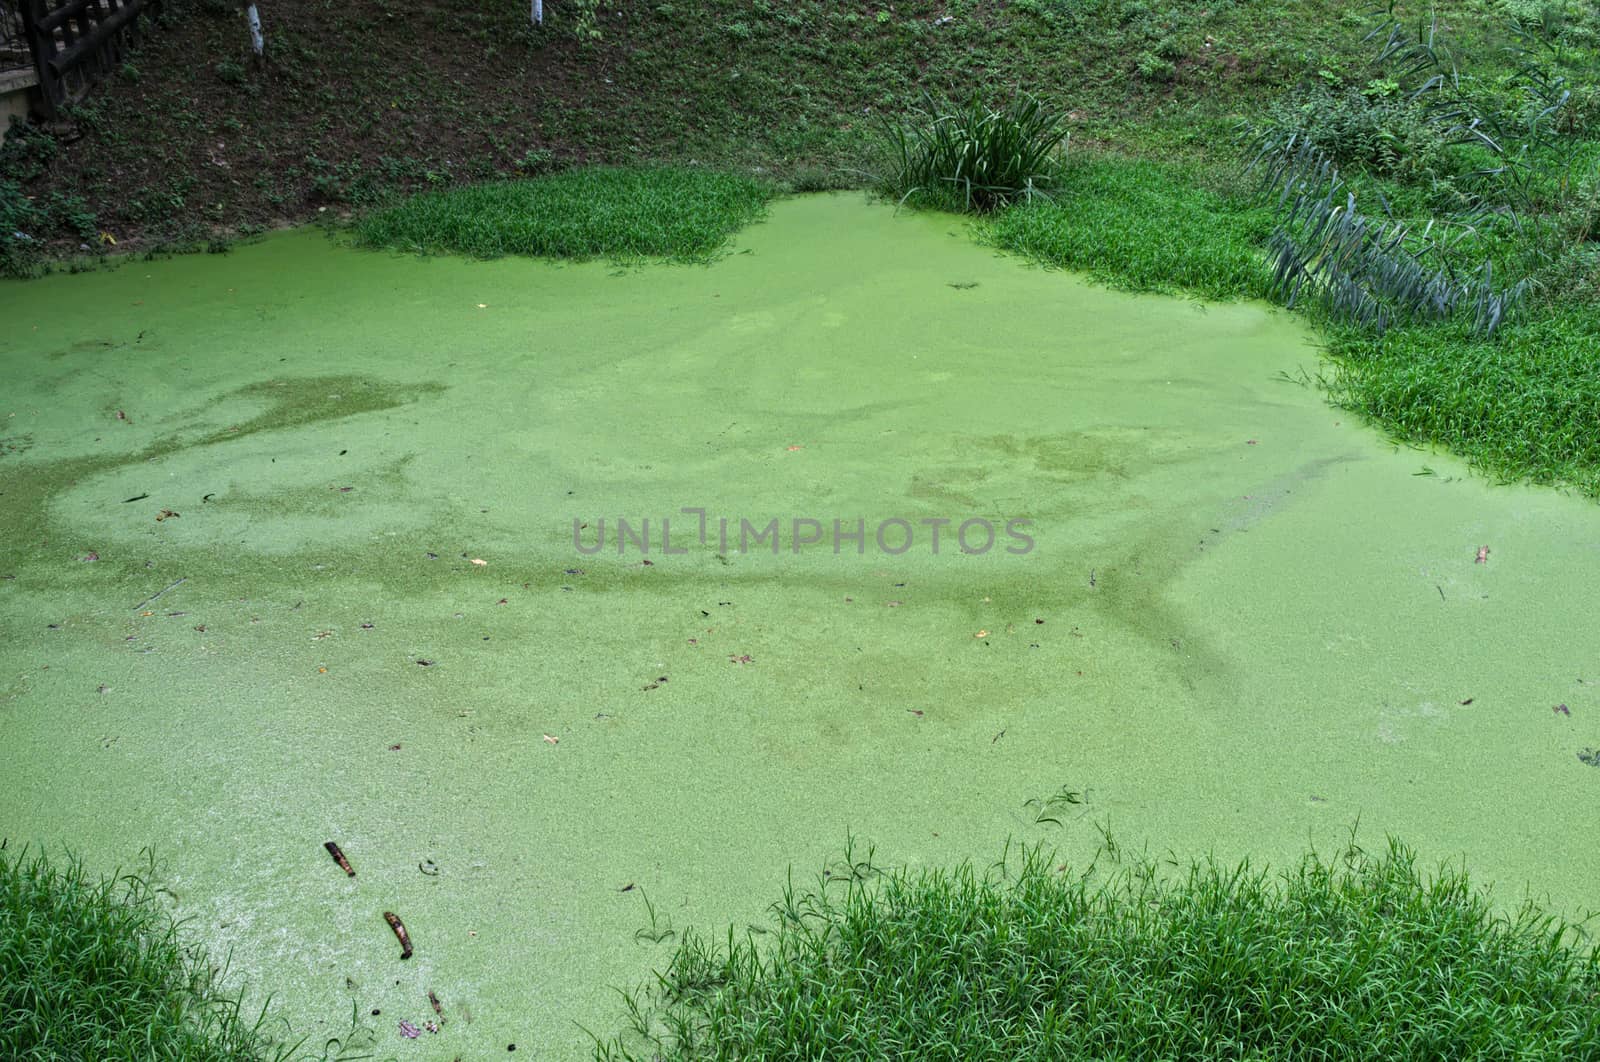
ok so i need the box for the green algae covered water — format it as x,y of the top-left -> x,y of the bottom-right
2,194 -> 1598,1058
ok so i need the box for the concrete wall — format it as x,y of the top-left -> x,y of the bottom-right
0,68 -> 38,144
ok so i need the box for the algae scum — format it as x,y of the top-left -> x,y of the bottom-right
2,195 -> 1598,1057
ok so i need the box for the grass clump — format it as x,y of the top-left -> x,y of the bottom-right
989,159 -> 1276,300
1326,310 -> 1600,495
597,838 -> 1600,1060
0,845 -> 292,1061
877,95 -> 1071,213
352,165 -> 775,262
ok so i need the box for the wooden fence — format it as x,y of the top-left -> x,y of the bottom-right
10,0 -> 161,116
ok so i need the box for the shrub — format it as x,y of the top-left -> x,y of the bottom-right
596,838 -> 1600,1060
1258,85 -> 1447,178
877,95 -> 1070,213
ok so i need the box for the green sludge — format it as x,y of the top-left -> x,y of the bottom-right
1,194 -> 1596,1058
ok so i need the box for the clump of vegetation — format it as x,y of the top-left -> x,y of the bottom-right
1325,311 -> 1600,495
1247,135 -> 1529,335
0,846 -> 294,1060
596,837 -> 1600,1060
990,158 -> 1275,300
877,95 -> 1070,213
353,165 -> 775,262
1241,6 -> 1598,337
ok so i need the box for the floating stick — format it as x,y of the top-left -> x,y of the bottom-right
384,911 -> 414,959
324,841 -> 355,877
131,577 -> 186,611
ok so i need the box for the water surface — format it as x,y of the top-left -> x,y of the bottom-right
2,194 -> 1596,1058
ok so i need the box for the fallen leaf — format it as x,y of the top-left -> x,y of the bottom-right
543,733 -> 560,745
155,509 -> 179,522
1554,703 -> 1571,716
399,1021 -> 420,1039
416,659 -> 434,667
906,709 -> 924,718
1459,697 -> 1474,705
786,444 -> 803,451
317,666 -> 328,673
1475,545 -> 1490,564
975,630 -> 990,638
470,558 -> 487,567
79,551 -> 99,562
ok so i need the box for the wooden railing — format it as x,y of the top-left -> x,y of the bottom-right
11,0 -> 161,116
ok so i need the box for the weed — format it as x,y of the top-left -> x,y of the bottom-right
877,95 -> 1070,213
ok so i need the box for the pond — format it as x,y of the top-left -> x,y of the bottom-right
2,193 -> 1596,1058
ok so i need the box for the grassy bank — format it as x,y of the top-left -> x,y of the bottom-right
597,839 -> 1600,1060
0,0 -> 1482,271
988,159 -> 1276,300
0,847 -> 295,1060
352,165 -> 775,261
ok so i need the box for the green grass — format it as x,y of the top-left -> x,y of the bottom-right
597,837 -> 1600,1060
352,165 -> 776,262
989,158 -> 1277,300
0,846 -> 293,1061
1326,309 -> 1600,496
